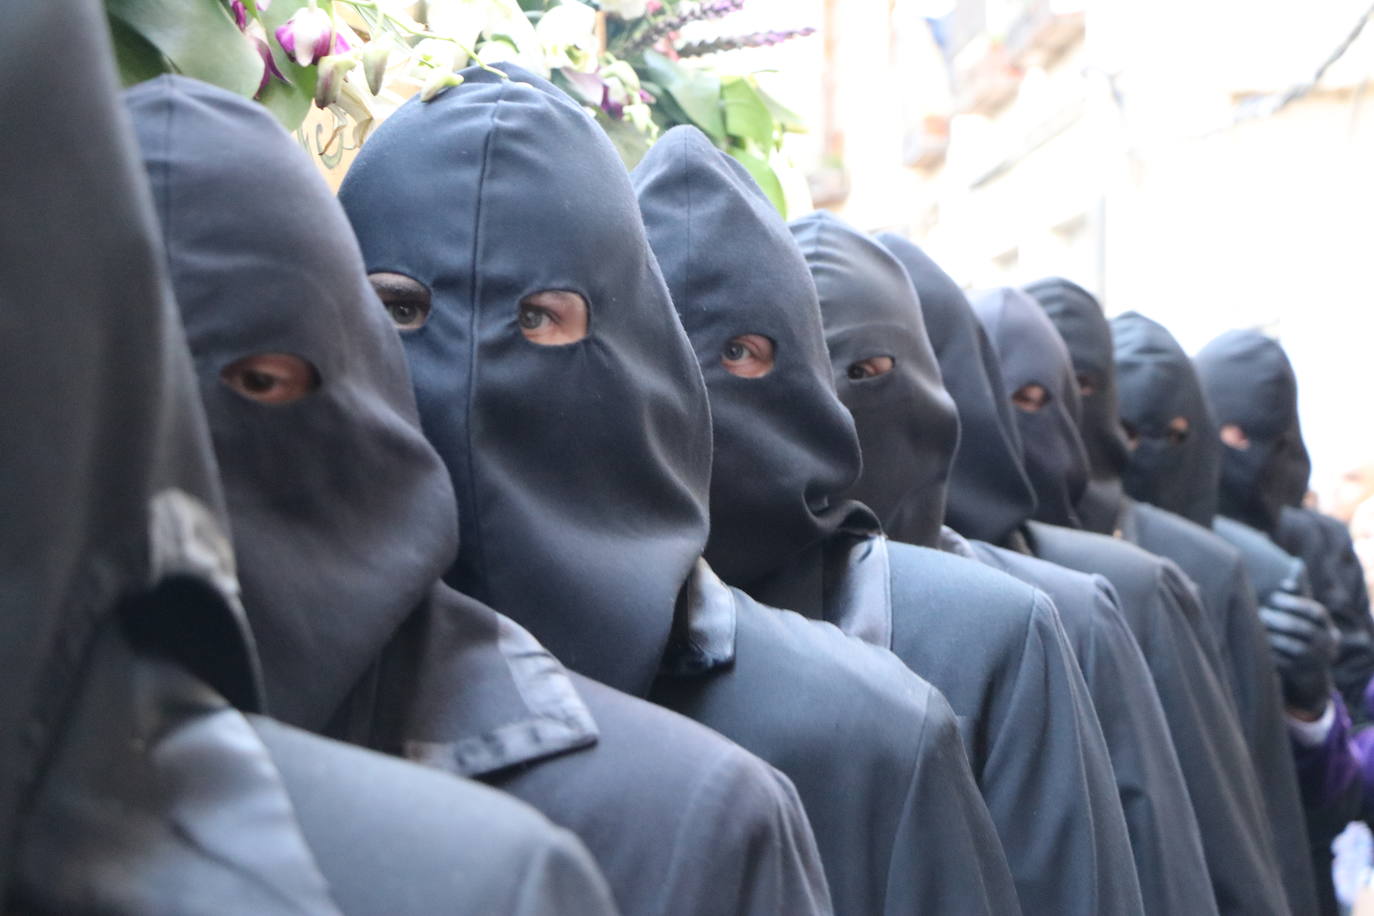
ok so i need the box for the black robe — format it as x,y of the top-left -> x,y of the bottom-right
2,16 -> 615,912
811,221 -> 1216,914
135,74 -> 824,916
974,288 -> 1292,915
1030,288 -> 1316,912
887,240 -> 1242,915
635,149 -> 1136,915
344,92 -> 1017,914
1115,313 -> 1355,915
1192,325 -> 1374,699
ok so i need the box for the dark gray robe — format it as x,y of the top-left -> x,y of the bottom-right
943,529 -> 1218,915
3,11 -> 616,911
133,74 -> 830,916
1027,522 -> 1292,916
345,91 -> 1016,914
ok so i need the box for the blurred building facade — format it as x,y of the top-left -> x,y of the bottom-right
743,0 -> 1374,499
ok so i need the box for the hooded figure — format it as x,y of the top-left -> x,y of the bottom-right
1116,316 -> 1362,915
342,75 -> 1018,915
136,74 -> 828,916
871,234 -> 1217,915
875,237 -> 1039,547
1028,291 -> 1317,914
1023,278 -> 1132,534
632,127 -> 1140,916
1195,331 -> 1374,717
968,288 -> 1292,915
2,7 -> 617,911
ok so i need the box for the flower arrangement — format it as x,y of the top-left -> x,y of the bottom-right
103,0 -> 813,213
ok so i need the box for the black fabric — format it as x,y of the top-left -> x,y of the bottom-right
1111,312 -> 1221,527
805,232 -> 1215,912
128,75 -> 457,733
1120,500 -> 1319,914
253,717 -> 620,916
636,134 -> 1143,915
879,234 -> 1038,545
1026,522 -> 1292,916
339,69 -> 710,700
792,213 -> 959,548
973,288 -> 1090,530
0,5 -> 288,899
633,127 -> 871,590
899,266 -> 1289,912
1024,278 -> 1130,535
141,73 -> 826,916
344,93 -> 1015,914
1194,330 -> 1305,534
1031,300 -> 1315,909
953,531 -> 1218,916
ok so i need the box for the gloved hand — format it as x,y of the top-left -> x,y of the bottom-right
1261,588 -> 1339,719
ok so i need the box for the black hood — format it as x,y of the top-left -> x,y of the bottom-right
1111,311 -> 1222,527
130,76 -> 457,731
341,68 -> 712,698
633,127 -> 872,589
2,20 -> 260,891
879,234 -> 1038,545
1194,330 -> 1303,534
974,287 -> 1091,529
1024,277 -> 1130,534
794,214 -> 958,548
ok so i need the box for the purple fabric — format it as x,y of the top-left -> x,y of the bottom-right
1293,693 -> 1361,809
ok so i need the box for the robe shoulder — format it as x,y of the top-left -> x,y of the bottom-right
252,716 -> 619,916
656,597 -> 1016,915
1212,516 -> 1303,598
1025,523 -> 1293,915
1133,508 -> 1318,914
501,672 -> 832,916
883,542 -> 1145,916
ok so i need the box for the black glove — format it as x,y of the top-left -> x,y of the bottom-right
1261,588 -> 1338,718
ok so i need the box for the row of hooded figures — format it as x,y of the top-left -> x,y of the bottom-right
7,4 -> 1373,915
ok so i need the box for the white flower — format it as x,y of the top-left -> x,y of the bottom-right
600,0 -> 648,19
535,1 -> 599,72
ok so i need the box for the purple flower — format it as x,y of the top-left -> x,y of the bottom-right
600,85 -> 624,120
230,0 -> 248,30
252,34 -> 288,97
275,6 -> 333,67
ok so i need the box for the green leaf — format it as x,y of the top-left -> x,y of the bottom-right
638,50 -> 724,141
721,76 -> 774,148
756,84 -> 806,132
106,14 -> 169,86
254,0 -> 317,130
728,145 -> 786,216
105,0 -> 263,98
597,112 -> 652,170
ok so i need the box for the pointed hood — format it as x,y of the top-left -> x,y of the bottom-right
794,214 -> 958,548
974,287 -> 1091,529
129,76 -> 458,730
1024,277 -> 1130,534
2,22 -> 259,890
1194,329 -> 1303,533
633,127 -> 873,590
879,235 -> 1038,544
1111,311 -> 1222,526
340,67 -> 712,697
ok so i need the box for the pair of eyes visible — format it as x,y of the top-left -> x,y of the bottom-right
367,272 -> 589,346
1120,417 -> 1191,449
718,338 -> 895,381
